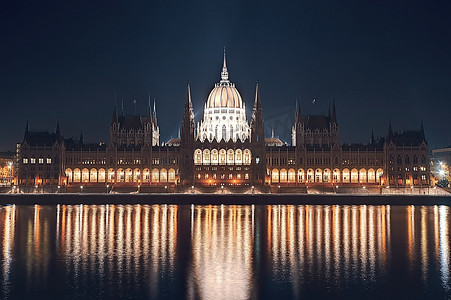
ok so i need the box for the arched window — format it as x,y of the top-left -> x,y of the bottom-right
98,168 -> 106,183
143,168 -> 150,182
194,149 -> 202,165
107,168 -> 115,182
323,169 -> 331,182
219,149 -> 227,165
65,168 -> 73,183
211,149 -> 219,165
298,169 -> 305,183
203,149 -> 210,165
235,149 -> 243,165
376,169 -> 384,183
117,169 -> 125,182
82,168 -> 89,182
315,169 -> 322,182
397,155 -> 402,165
288,169 -> 296,183
342,168 -> 350,183
168,168 -> 176,182
74,168 -> 81,183
272,169 -> 279,183
133,168 -> 140,182
307,169 -> 314,182
368,169 -> 375,183
125,168 -> 133,182
359,168 -> 367,183
90,168 -> 97,183
413,155 -> 418,164
160,168 -> 168,182
280,169 -> 288,182
333,169 -> 340,183
227,149 -> 234,165
152,168 -> 159,182
351,168 -> 358,183
243,149 -> 251,165
405,155 -> 410,164
222,125 -> 227,141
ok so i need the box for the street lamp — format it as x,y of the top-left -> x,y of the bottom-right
8,162 -> 12,186
106,184 -> 109,193
80,185 -> 83,193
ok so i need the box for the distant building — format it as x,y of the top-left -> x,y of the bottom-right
0,151 -> 16,186
431,147 -> 451,182
16,51 -> 431,190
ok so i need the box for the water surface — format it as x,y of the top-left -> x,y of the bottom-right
1,203 -> 450,299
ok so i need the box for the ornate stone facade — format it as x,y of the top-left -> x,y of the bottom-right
16,52 -> 431,191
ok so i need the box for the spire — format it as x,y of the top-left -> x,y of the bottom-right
331,98 -> 337,123
25,120 -> 29,133
121,99 -> 124,117
388,121 -> 393,138
152,98 -> 157,120
112,104 -> 118,123
253,83 -> 262,110
148,94 -> 152,114
371,129 -> 375,144
295,99 -> 302,123
271,128 -> 274,138
79,131 -> 84,145
181,83 -> 195,144
221,47 -> 229,82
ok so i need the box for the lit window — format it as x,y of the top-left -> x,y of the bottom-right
38,158 -> 44,164
23,158 -> 28,164
229,174 -> 233,179
30,158 -> 36,164
213,174 -> 217,179
47,158 -> 52,164
197,174 -> 201,179
205,174 -> 209,179
245,173 -> 249,180
237,174 -> 241,179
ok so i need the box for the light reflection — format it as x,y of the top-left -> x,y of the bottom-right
438,206 -> 450,292
0,204 -> 450,298
57,204 -> 178,298
188,205 -> 254,300
1,205 -> 16,298
266,205 -> 391,293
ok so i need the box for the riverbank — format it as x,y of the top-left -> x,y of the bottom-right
1,193 -> 450,206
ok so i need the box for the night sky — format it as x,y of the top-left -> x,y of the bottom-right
1,0 -> 450,151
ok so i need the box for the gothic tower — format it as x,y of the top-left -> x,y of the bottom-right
250,83 -> 266,185
179,83 -> 196,185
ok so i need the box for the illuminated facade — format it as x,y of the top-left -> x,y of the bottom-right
16,52 -> 431,191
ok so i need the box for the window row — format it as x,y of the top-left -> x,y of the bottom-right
23,157 -> 52,164
269,168 -> 384,184
65,168 -> 177,183
194,149 -> 251,165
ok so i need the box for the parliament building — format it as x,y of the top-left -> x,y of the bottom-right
17,52 -> 431,192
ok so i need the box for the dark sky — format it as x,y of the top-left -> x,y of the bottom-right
1,0 -> 451,151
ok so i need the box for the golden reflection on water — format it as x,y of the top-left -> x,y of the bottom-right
57,204 -> 177,298
188,205 -> 254,300
267,205 -> 391,288
0,204 -> 450,297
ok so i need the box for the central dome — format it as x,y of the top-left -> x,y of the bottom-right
206,83 -> 243,108
205,48 -> 243,109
